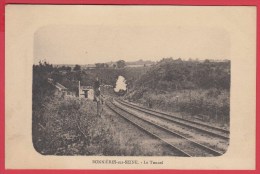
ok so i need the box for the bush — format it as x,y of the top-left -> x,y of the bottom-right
133,58 -> 230,91
130,89 -> 230,127
33,96 -> 126,155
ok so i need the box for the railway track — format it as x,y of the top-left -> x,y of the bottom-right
106,99 -> 223,157
116,99 -> 229,140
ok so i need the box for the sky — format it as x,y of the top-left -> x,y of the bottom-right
33,7 -> 231,65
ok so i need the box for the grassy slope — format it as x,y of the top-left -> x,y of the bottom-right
33,95 -> 122,155
125,59 -> 230,127
33,94 -> 177,155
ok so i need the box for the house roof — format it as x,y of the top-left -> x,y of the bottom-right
55,83 -> 67,90
80,86 -> 92,90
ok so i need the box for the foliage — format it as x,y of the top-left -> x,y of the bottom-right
116,60 -> 126,68
33,61 -> 56,107
32,61 -> 148,155
59,65 -> 72,71
95,63 -> 109,68
50,66 -> 150,96
134,58 -> 230,91
126,59 -> 155,66
126,89 -> 230,127
125,58 -> 230,127
73,64 -> 81,71
32,95 -> 148,155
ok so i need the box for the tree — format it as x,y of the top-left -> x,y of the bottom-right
73,64 -> 81,71
52,72 -> 62,84
95,63 -> 108,68
33,61 -> 56,106
95,63 -> 102,68
116,60 -> 126,68
59,65 -> 71,72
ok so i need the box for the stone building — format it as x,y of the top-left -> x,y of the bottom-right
78,81 -> 94,100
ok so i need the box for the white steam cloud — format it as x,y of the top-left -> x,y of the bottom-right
114,76 -> 127,92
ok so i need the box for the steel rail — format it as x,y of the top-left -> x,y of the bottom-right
106,101 -> 191,157
110,99 -> 223,156
117,99 -> 229,140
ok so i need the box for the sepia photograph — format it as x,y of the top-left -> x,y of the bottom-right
5,4 -> 256,170
32,24 -> 230,157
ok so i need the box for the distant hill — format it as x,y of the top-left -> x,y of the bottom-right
126,59 -> 155,66
53,59 -> 155,69
104,59 -> 156,67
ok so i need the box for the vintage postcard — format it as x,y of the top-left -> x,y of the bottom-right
5,5 -> 256,170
